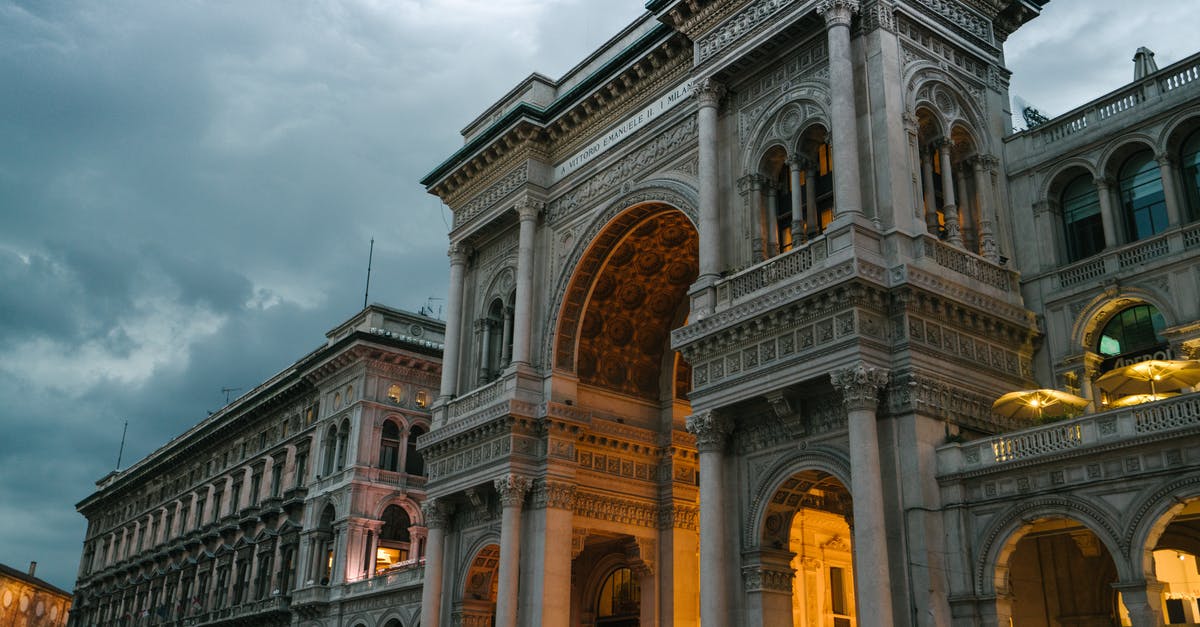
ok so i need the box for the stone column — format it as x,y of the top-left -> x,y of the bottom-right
1113,580 -> 1165,627
818,0 -> 863,219
501,306 -> 514,368
1157,154 -> 1184,227
922,148 -> 938,234
765,182 -> 780,256
479,318 -> 494,381
956,162 -> 975,252
980,594 -> 1014,627
829,363 -> 895,627
974,156 -> 1000,262
511,200 -> 539,366
745,174 -> 766,259
529,480 -> 577,625
1094,177 -> 1119,247
806,163 -> 819,236
439,244 -> 469,401
421,499 -> 453,627
495,474 -> 530,627
788,157 -> 804,243
696,79 -> 725,282
685,410 -> 733,627
937,139 -> 962,245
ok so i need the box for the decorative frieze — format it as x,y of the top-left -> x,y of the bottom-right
657,503 -> 699,531
696,0 -> 796,65
452,164 -> 529,229
546,116 -> 698,224
573,492 -> 658,528
906,0 -> 994,49
577,449 -> 657,483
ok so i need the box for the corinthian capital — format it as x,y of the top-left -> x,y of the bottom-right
686,410 -> 732,453
494,474 -> 531,508
448,243 -> 470,265
514,197 -> 543,222
817,0 -> 860,28
830,362 -> 889,411
421,498 -> 454,530
533,479 -> 577,510
695,78 -> 726,109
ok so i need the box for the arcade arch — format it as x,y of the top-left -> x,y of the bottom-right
553,202 -> 698,417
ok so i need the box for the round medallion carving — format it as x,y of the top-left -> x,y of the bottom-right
617,283 -> 646,309
592,273 -> 616,299
666,261 -> 695,285
602,360 -> 627,386
609,243 -> 635,267
635,250 -> 663,275
606,316 -> 634,345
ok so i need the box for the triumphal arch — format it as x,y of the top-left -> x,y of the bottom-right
419,1 -> 1200,626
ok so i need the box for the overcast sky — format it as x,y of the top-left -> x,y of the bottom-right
0,0 -> 1193,592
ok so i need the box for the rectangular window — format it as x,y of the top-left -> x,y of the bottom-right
250,472 -> 262,505
230,482 -> 242,514
829,566 -> 847,616
295,452 -> 308,488
271,463 -> 283,497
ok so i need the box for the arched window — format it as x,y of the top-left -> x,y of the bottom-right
596,567 -> 640,624
1118,150 -> 1168,241
1097,304 -> 1167,359
1181,128 -> 1200,221
380,421 -> 400,472
1061,174 -> 1105,261
405,426 -> 425,476
376,505 -> 411,572
335,420 -> 350,471
322,426 -> 337,476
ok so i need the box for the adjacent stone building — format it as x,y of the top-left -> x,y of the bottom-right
69,305 -> 443,627
2,562 -> 72,627
418,1 -> 1200,627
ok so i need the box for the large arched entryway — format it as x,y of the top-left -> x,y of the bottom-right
1135,496 -> 1200,625
456,544 -> 499,626
752,469 -> 855,627
552,200 -> 699,625
995,518 -> 1124,626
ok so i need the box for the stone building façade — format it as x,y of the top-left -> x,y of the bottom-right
417,1 -> 1200,626
69,305 -> 443,627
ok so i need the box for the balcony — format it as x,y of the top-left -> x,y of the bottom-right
184,595 -> 290,626
339,563 -> 424,598
1040,223 -> 1200,292
937,392 -> 1200,476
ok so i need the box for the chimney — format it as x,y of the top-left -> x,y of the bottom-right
28,561 -> 36,577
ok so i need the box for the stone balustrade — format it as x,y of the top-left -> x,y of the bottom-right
938,393 -> 1200,476
714,236 -> 830,308
1011,51 -> 1200,150
1049,223 -> 1200,289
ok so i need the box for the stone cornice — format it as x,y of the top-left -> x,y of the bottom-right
659,0 -> 755,40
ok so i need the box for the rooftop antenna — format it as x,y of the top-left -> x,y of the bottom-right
115,420 -> 128,470
222,387 -> 243,404
363,238 -> 375,310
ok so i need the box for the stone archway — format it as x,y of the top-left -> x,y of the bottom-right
553,202 -> 698,417
993,517 -> 1125,627
455,544 -> 500,627
749,469 -> 855,627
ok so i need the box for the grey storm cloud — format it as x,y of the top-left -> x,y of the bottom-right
0,0 -> 1193,592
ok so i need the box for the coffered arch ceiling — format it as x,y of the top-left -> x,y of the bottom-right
555,203 -> 698,400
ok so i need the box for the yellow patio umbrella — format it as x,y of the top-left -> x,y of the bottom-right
1096,359 -> 1200,398
992,389 -> 1090,421
1107,392 -> 1181,407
